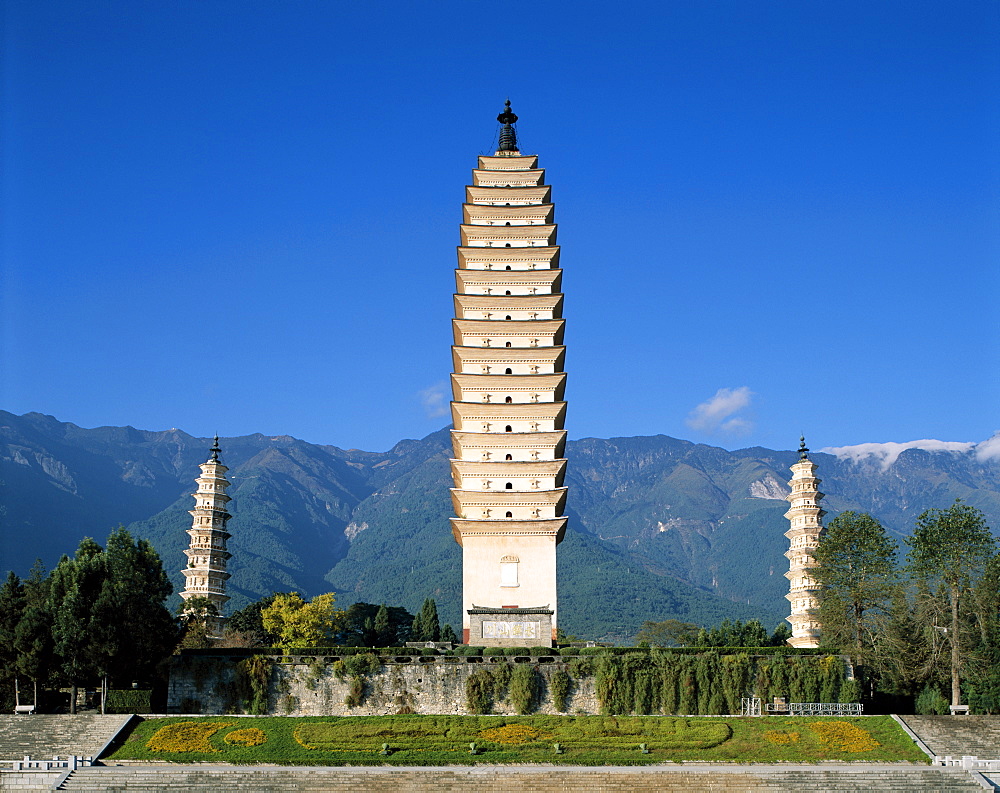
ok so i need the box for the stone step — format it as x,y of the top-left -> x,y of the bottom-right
0,715 -> 134,762
55,765 -> 986,792
900,715 -> 1000,758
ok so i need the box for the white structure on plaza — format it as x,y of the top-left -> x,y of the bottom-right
783,437 -> 825,648
449,102 -> 566,647
180,436 -> 234,635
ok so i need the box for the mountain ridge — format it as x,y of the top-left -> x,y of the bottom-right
3,410 -> 998,640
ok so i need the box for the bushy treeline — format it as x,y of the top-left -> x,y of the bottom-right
461,651 -> 853,716
0,528 -> 178,712
592,651 -> 852,715
223,595 -> 457,649
811,501 -> 999,713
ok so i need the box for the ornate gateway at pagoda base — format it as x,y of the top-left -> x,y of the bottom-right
467,606 -> 554,648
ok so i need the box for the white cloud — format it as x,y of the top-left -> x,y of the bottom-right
686,386 -> 754,436
417,382 -> 449,419
821,439 -> 976,470
975,432 -> 1000,462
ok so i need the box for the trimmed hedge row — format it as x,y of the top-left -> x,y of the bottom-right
180,644 -> 841,659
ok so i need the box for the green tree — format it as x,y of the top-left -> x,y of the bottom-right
0,573 -> 26,707
907,500 -> 995,706
440,623 -> 459,644
261,592 -> 342,650
635,619 -> 700,647
226,594 -> 280,646
692,619 -> 770,648
101,527 -> 177,682
411,598 -> 440,642
49,543 -> 108,712
769,623 -> 793,646
13,560 -> 52,708
177,596 -> 220,650
0,573 -> 25,671
813,511 -> 898,665
373,604 -> 391,646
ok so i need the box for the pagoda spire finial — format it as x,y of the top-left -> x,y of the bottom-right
798,435 -> 809,460
210,434 -> 221,462
496,99 -> 519,153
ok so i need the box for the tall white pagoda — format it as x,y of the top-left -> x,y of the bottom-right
449,102 -> 567,647
180,436 -> 234,635
783,437 -> 825,648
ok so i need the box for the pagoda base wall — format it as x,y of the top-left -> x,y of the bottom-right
466,608 -> 554,648
167,655 -> 596,716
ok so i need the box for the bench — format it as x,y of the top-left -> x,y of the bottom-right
949,704 -> 970,716
13,705 -> 35,715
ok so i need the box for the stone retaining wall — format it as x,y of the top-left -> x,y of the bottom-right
168,656 -> 599,716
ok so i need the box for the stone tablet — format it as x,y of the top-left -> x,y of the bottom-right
482,620 -> 539,640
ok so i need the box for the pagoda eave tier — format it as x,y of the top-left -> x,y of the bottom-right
451,458 -> 567,477
451,401 -> 567,422
453,318 -> 564,339
471,169 -> 545,188
463,204 -> 554,225
454,294 -> 563,314
451,372 -> 566,390
185,527 -> 232,539
457,247 -> 559,269
451,429 -> 567,454
466,186 -> 551,205
460,225 -> 557,247
452,345 -> 565,368
477,155 -> 538,170
451,517 -> 567,545
451,487 -> 568,512
455,270 -> 562,294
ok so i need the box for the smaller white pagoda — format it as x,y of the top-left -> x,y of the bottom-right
783,437 -> 825,648
180,436 -> 233,636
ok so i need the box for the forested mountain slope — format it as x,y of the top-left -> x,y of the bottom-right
3,410 -> 998,640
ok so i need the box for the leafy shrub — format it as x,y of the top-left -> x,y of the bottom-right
510,664 -> 540,715
503,647 -> 531,656
839,678 -> 862,704
466,669 -> 494,714
343,653 -> 381,677
529,646 -> 556,655
236,655 -> 273,715
915,683 -> 950,715
550,670 -> 571,712
568,657 -> 594,679
492,662 -> 513,700
105,689 -> 152,714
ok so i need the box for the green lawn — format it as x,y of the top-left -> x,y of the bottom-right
105,715 -> 928,766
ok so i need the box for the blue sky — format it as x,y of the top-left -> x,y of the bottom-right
2,1 -> 998,453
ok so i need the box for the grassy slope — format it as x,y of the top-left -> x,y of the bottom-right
107,715 -> 928,766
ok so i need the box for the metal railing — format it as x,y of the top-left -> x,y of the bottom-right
935,755 -> 1000,771
765,702 -> 863,716
0,755 -> 93,771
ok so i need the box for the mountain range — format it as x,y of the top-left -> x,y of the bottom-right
2,410 -> 999,641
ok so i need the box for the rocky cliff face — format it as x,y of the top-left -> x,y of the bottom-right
3,410 -> 998,640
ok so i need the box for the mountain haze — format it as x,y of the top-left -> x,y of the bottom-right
3,411 -> 998,640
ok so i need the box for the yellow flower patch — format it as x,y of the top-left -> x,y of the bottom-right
223,727 -> 267,747
477,724 -> 553,745
763,730 -> 800,745
147,721 -> 234,753
808,721 -> 880,752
